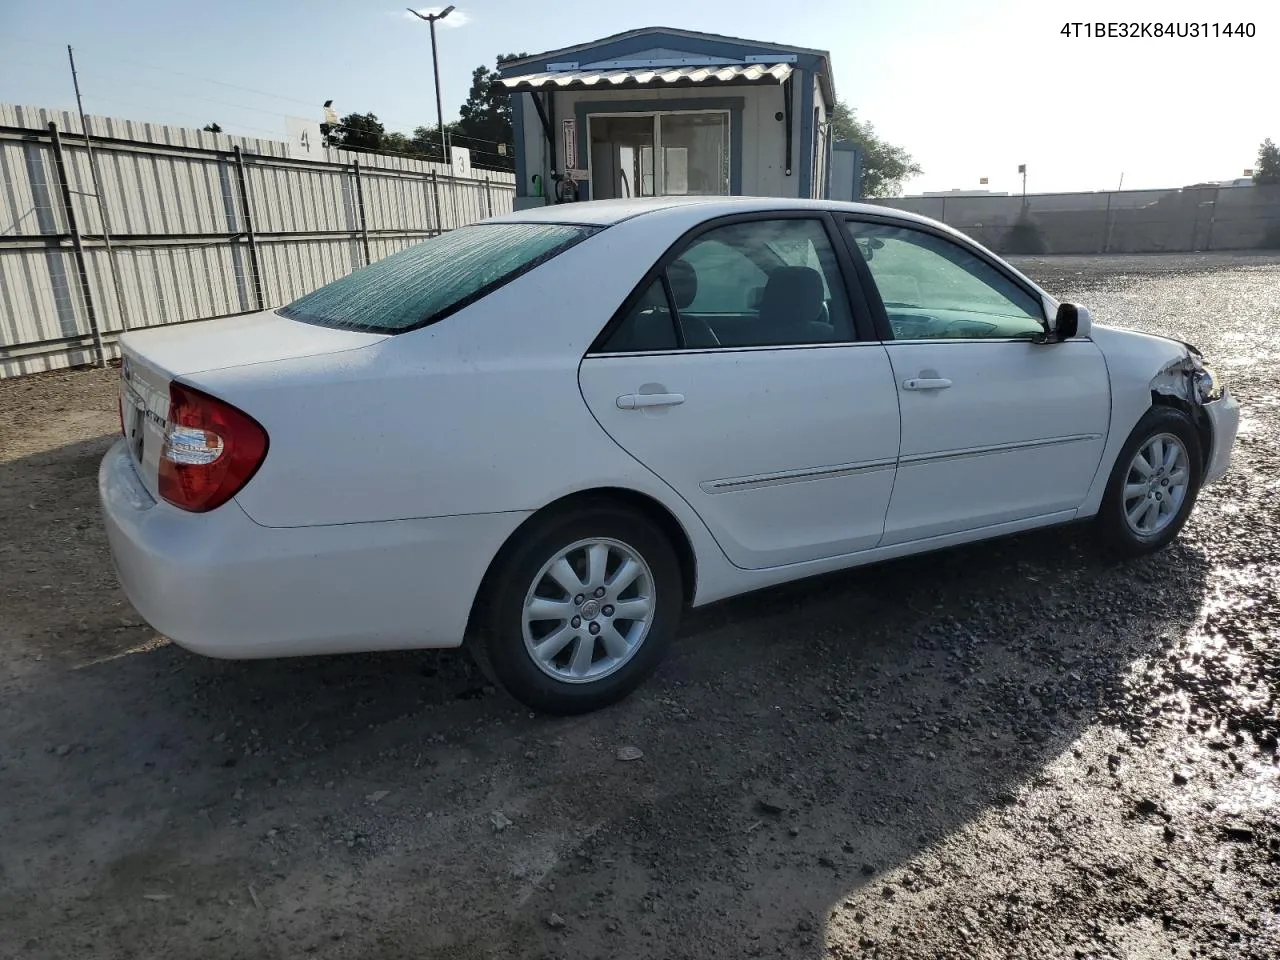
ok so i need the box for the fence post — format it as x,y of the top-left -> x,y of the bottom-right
443,163 -> 460,231
48,122 -> 106,368
73,106 -> 131,332
232,146 -> 265,311
1205,187 -> 1220,251
352,157 -> 372,266
428,171 -> 442,235
1103,191 -> 1114,253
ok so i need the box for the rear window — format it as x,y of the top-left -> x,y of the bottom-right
278,223 -> 598,333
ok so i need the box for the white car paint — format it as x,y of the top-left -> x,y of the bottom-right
881,338 -> 1111,544
99,196 -> 1240,661
579,344 -> 901,568
1075,323 -> 1219,515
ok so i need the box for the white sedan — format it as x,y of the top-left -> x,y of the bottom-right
99,197 -> 1239,714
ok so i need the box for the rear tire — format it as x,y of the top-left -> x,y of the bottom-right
1095,406 -> 1203,558
471,502 -> 683,715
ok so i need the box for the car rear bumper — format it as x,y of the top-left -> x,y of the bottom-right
1203,388 -> 1239,486
98,439 -> 529,659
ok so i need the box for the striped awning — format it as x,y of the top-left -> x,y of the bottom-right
499,62 -> 794,93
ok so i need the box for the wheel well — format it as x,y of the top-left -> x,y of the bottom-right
465,488 -> 698,639
1149,391 -> 1212,471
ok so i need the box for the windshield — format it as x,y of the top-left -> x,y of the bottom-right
278,223 -> 598,334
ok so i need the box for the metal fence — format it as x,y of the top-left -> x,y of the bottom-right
874,185 -> 1280,257
0,104 -> 516,378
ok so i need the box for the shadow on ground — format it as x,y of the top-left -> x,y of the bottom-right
0,431 -> 1218,959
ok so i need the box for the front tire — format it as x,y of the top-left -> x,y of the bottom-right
1095,405 -> 1203,557
472,502 -> 683,715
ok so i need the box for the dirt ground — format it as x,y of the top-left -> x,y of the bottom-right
1,252 -> 1278,960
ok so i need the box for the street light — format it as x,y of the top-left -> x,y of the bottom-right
407,6 -> 454,165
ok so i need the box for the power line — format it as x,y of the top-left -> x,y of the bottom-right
74,91 -> 513,164
80,95 -> 285,139
87,52 -> 325,110
76,67 -> 516,154
13,45 -> 518,158
73,50 -> 518,146
74,69 -> 312,120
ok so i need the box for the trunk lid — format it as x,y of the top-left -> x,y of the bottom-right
117,310 -> 386,500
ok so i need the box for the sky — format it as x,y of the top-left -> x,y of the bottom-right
0,0 -> 1274,195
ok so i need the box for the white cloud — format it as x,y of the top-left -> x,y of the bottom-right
400,7 -> 471,27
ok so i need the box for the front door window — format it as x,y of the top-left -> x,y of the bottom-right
844,221 -> 1046,340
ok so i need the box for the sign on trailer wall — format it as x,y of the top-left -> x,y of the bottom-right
562,118 -> 577,170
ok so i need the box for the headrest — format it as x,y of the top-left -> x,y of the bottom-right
760,266 -> 825,323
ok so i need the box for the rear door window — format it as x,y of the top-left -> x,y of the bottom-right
279,223 -> 598,334
677,237 -> 766,314
678,219 -> 854,347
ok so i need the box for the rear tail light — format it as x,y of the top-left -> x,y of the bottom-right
158,382 -> 268,513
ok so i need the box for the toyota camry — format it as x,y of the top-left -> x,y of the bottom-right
99,197 -> 1239,714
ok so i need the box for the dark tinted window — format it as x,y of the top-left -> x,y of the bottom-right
680,219 -> 853,347
599,279 -> 678,353
279,223 -> 597,333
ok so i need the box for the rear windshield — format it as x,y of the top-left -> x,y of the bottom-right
278,222 -> 598,333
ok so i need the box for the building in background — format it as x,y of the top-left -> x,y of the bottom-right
499,27 -> 857,208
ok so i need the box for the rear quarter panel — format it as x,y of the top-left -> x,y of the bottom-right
184,212 -> 737,601
189,227 -> 651,527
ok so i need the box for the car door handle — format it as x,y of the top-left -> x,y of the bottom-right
617,393 -> 686,410
901,378 -> 952,391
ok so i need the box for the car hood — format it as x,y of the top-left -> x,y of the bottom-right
1091,323 -> 1195,361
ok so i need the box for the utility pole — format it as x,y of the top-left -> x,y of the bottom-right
407,6 -> 454,165
68,45 -> 130,333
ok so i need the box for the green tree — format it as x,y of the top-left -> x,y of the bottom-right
453,52 -> 527,171
331,112 -> 385,152
1254,138 -> 1280,185
382,131 -> 412,154
406,122 -> 462,163
202,122 -> 222,134
829,101 -> 922,198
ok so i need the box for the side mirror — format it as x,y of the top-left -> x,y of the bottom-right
1052,302 -> 1091,341
747,286 -> 764,310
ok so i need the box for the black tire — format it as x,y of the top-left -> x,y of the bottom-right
1095,405 -> 1203,558
471,502 -> 683,715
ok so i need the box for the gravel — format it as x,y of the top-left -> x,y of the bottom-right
1,251 -> 1278,959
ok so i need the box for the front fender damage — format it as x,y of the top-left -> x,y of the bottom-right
1148,351 -> 1219,468
1150,354 -> 1199,404
1150,349 -> 1221,406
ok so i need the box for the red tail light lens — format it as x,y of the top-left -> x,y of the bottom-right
158,382 -> 268,513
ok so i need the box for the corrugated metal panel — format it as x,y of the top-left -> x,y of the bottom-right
0,103 -> 289,157
0,248 -> 88,344
257,238 -> 363,308
499,62 -> 793,91
0,103 -> 515,378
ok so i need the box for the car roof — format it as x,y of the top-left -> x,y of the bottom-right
486,195 -> 936,228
